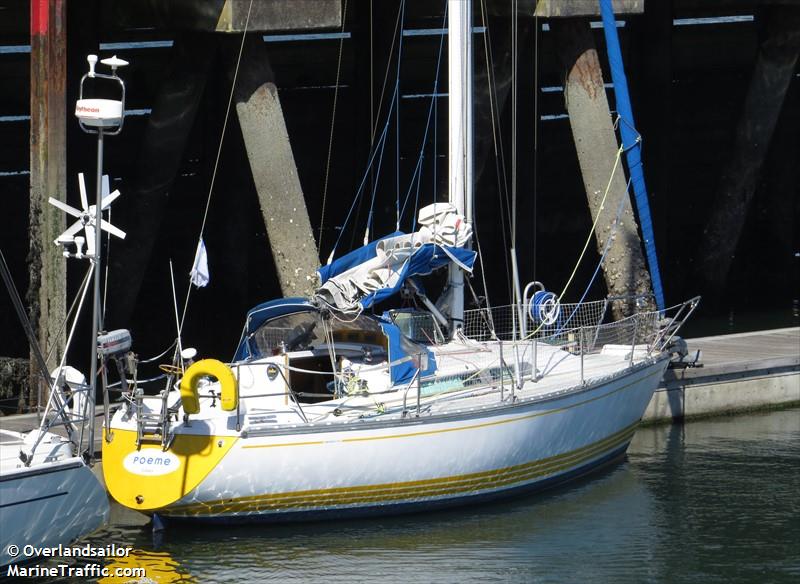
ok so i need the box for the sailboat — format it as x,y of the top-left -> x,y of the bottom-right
0,368 -> 109,568
101,2 -> 698,523
0,54 -> 130,565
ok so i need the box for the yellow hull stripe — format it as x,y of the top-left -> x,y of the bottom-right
168,422 -> 639,516
242,367 -> 662,450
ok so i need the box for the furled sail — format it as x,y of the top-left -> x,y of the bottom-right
316,204 -> 475,313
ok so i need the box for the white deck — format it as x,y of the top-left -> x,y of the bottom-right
244,341 -> 651,430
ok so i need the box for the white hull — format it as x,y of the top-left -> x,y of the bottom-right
0,450 -> 109,565
105,354 -> 668,523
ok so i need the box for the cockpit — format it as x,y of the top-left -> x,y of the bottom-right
234,302 -> 440,403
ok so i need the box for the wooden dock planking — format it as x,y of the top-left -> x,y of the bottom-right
680,327 -> 799,371
644,327 -> 800,423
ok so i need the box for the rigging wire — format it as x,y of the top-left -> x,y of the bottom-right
331,0 -> 407,259
348,1 -> 406,252
395,0 -> 405,231
102,201 -> 110,323
370,0 -> 374,140
369,2 -> 405,147
137,340 -> 178,364
557,142 -> 625,305
511,0 -> 518,253
41,265 -> 94,369
178,0 -> 254,334
433,62 -> 439,207
551,178 -> 631,335
472,212 -> 494,316
356,0 -> 406,250
479,0 -> 512,299
319,0 -> 349,253
523,139 -> 626,341
532,12 -> 540,282
40,262 -> 95,424
364,82 -> 398,244
366,0 -> 405,242
328,106 -> 394,262
193,0 -> 254,265
399,2 -> 448,230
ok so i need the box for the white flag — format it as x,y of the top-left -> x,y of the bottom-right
190,238 -> 210,288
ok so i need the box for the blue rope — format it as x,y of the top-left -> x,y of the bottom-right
549,187 -> 629,336
599,0 -> 665,311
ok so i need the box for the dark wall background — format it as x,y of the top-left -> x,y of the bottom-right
0,0 -> 797,365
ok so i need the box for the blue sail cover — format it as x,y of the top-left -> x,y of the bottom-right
318,232 -> 403,284
599,0 -> 665,311
318,233 -> 476,311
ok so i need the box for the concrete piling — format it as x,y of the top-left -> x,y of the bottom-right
553,18 -> 655,318
695,6 -> 800,300
232,37 -> 320,298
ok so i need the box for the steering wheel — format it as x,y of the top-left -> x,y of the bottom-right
158,364 -> 184,376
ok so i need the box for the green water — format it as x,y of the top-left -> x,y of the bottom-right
17,408 -> 800,583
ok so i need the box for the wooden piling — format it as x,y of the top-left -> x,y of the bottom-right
28,0 -> 67,410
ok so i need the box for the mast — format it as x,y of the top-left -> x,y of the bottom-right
446,0 -> 473,334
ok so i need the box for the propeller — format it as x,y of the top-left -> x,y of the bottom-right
49,173 -> 126,259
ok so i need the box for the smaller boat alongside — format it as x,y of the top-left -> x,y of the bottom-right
0,425 -> 109,567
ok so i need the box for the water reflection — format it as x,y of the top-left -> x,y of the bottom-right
79,454 -> 655,584
99,549 -> 193,584
627,410 -> 800,584
31,407 -> 799,583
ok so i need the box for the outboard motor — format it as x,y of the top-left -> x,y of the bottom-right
98,329 -> 135,393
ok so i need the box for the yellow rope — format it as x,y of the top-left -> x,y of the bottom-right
557,143 -> 624,303
523,143 -> 625,340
